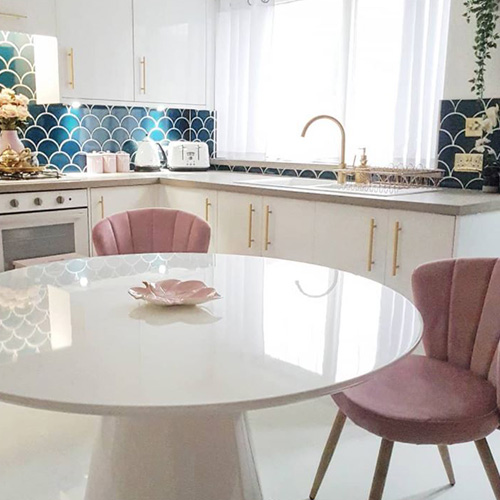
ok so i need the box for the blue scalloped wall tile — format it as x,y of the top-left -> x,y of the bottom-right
438,98 -> 500,190
0,31 -> 36,101
19,104 -> 216,172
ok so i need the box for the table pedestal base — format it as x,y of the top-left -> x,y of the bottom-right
84,412 -> 263,500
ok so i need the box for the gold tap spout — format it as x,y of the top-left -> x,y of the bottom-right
301,114 -> 347,170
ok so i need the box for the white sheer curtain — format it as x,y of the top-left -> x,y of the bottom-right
215,0 -> 275,155
215,0 -> 451,168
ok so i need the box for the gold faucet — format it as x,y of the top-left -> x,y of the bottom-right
301,115 -> 347,184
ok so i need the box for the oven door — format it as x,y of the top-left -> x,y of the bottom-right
0,208 -> 89,272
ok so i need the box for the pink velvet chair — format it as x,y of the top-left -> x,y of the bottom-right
92,208 -> 211,256
310,258 -> 500,500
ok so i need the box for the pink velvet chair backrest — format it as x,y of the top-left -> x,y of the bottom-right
92,208 -> 211,256
412,258 -> 500,396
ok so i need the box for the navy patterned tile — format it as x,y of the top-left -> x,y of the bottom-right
0,31 -> 35,102
438,98 -> 500,190
17,104 -> 216,172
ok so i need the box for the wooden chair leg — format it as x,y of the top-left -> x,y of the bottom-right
368,439 -> 394,500
309,411 -> 347,500
476,438 -> 500,500
438,445 -> 456,486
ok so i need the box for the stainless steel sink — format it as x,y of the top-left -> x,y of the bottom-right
234,177 -> 441,197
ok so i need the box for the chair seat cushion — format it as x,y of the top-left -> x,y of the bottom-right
333,355 -> 499,445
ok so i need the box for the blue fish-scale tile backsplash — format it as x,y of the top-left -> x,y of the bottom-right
0,31 -> 36,101
438,98 -> 500,190
20,104 -> 216,172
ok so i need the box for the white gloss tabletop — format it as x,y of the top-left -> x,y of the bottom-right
0,253 -> 422,416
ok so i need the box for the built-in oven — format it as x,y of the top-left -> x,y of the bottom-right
0,189 -> 89,272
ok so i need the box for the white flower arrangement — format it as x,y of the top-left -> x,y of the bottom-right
0,88 -> 31,131
475,104 -> 500,154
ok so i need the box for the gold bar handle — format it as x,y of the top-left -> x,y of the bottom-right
68,48 -> 75,89
98,196 -> 104,219
205,198 -> 211,222
248,204 -> 255,248
0,12 -> 27,19
392,221 -> 401,277
367,218 -> 377,272
264,205 -> 272,251
140,56 -> 146,94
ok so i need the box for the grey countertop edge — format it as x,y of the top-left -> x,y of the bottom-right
210,157 -> 341,170
157,177 -> 495,216
0,172 -> 499,217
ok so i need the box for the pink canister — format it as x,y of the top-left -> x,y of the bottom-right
102,152 -> 117,173
86,152 -> 104,174
116,151 -> 131,173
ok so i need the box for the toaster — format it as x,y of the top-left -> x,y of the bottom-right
167,141 -> 210,171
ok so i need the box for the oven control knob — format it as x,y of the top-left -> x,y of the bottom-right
10,199 -> 19,208
34,197 -> 43,206
56,196 -> 65,204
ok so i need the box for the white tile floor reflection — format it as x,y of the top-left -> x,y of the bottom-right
0,398 -> 499,500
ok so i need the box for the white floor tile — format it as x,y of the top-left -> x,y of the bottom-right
0,397 -> 498,499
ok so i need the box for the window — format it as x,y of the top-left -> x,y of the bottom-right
216,0 -> 451,168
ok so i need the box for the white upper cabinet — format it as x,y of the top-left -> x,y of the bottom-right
133,0 -> 212,107
55,0 -> 135,102
0,0 -> 56,36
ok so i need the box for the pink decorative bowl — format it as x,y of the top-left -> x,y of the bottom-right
128,280 -> 221,307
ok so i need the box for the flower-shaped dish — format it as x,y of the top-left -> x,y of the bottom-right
128,279 -> 221,307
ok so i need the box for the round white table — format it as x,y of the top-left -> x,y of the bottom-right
0,253 -> 422,500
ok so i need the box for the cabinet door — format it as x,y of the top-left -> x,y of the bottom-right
90,185 -> 158,230
384,211 -> 456,298
0,0 -> 56,36
56,0 -> 134,101
133,0 -> 209,106
314,203 -> 388,283
217,191 -> 262,256
162,186 -> 217,252
262,196 -> 315,263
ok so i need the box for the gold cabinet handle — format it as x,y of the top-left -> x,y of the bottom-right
392,221 -> 402,276
140,56 -> 146,94
248,204 -> 255,248
367,218 -> 377,272
205,198 -> 211,222
264,205 -> 272,251
68,48 -> 75,89
98,196 -> 104,219
0,12 -> 27,19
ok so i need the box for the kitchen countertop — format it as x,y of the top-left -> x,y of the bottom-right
0,171 -> 498,216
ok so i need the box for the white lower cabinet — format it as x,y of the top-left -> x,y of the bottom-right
216,192 -> 315,262
217,191 -> 263,256
314,203 -> 389,284
161,186 -> 218,252
90,185 -> 158,232
90,183 -> 461,300
384,211 -> 456,298
261,196 -> 316,263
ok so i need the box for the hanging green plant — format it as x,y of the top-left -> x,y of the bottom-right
464,0 -> 500,98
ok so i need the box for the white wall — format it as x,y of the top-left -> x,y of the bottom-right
444,0 -> 500,99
